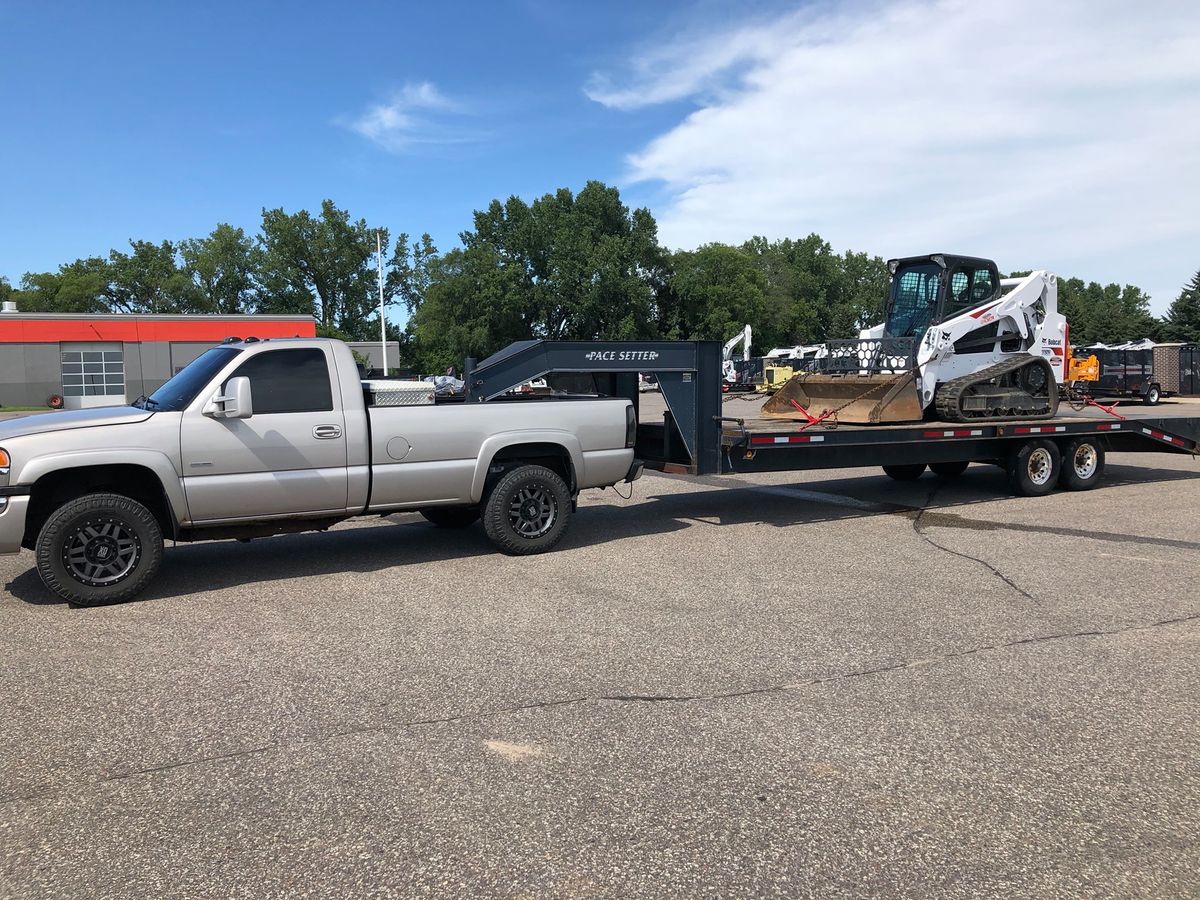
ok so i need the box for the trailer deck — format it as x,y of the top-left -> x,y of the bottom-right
706,400 -> 1200,475
465,338 -> 1199,492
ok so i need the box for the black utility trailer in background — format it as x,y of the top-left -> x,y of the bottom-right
1089,342 -> 1200,404
464,340 -> 1200,498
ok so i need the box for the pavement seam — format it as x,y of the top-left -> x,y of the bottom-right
2,613 -> 1196,807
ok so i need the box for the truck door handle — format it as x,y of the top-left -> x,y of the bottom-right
313,425 -> 342,439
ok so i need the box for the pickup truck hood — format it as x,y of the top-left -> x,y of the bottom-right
0,406 -> 155,441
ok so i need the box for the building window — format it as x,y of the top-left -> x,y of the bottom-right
61,348 -> 125,397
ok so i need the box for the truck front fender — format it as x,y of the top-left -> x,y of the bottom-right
470,431 -> 584,504
17,450 -> 187,528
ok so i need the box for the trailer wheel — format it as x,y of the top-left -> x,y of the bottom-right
882,464 -> 926,481
419,506 -> 480,528
1143,384 -> 1161,406
35,492 -> 163,606
1058,438 -> 1105,491
930,461 -> 970,478
482,464 -> 572,555
1006,439 -> 1061,497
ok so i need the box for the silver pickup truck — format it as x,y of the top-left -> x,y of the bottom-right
0,338 -> 639,605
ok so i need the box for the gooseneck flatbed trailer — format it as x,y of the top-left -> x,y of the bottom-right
465,339 -> 1200,496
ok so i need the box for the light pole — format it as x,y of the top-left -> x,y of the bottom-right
377,229 -> 388,376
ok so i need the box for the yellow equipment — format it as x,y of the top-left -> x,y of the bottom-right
1068,351 -> 1099,383
756,362 -> 798,394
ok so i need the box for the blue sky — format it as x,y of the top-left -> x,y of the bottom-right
3,0 -> 1198,315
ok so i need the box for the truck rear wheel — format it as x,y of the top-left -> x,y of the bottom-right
1058,438 -> 1105,491
35,492 -> 163,606
882,463 -> 926,481
1006,439 -> 1061,497
419,506 -> 480,528
482,464 -> 572,555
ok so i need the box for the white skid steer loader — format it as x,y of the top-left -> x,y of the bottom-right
762,254 -> 1067,424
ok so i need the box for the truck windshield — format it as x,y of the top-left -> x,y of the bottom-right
136,347 -> 242,412
886,263 -> 942,338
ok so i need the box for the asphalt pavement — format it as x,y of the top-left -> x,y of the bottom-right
1,434 -> 1198,896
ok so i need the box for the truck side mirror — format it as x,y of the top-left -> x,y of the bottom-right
205,376 -> 254,419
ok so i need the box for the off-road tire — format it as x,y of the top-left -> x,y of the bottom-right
882,463 -> 926,481
930,460 -> 970,478
419,506 -> 480,528
1006,439 -> 1061,497
35,493 -> 163,606
1058,438 -> 1105,491
482,464 -> 572,555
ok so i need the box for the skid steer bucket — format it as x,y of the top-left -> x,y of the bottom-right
760,371 -> 923,424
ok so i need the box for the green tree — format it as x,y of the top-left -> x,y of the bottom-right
1162,269 -> 1200,342
665,243 -> 778,346
107,240 -> 202,313
386,232 -> 439,317
258,200 -> 384,339
179,224 -> 263,314
409,181 -> 663,370
1055,277 -> 1158,344
9,258 -> 113,313
738,235 -> 889,346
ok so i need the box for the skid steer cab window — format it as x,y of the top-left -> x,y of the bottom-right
946,266 -> 997,317
887,263 -> 941,337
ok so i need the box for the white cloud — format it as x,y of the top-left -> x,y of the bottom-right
343,81 -> 469,152
590,1 -> 1200,311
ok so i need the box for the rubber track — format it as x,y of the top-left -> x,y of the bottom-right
934,356 -> 1057,423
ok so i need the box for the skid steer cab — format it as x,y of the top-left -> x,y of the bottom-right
763,254 -> 1067,425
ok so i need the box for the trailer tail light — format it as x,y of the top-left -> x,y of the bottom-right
625,404 -> 637,448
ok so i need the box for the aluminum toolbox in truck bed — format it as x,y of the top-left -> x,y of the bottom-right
363,380 -> 436,407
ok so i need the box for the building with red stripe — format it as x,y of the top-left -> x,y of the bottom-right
0,307 -> 316,409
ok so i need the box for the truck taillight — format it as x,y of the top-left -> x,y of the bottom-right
625,405 -> 636,448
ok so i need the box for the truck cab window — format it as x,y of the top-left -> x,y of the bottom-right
227,348 -> 333,414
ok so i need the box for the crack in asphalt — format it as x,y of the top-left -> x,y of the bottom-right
909,483 -> 1039,603
2,612 -> 1197,807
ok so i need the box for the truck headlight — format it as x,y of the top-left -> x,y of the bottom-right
0,448 -> 9,477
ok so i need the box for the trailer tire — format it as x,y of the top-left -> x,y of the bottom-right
1006,439 -> 1061,497
882,464 -> 926,481
1143,384 -> 1161,406
1058,438 -> 1105,491
930,461 -> 970,478
482,464 -> 572,555
35,492 -> 163,606
419,506 -> 480,528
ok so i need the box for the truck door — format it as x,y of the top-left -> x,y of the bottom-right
180,346 -> 349,522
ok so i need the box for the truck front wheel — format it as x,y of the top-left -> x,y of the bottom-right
35,493 -> 163,606
482,464 -> 572,555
